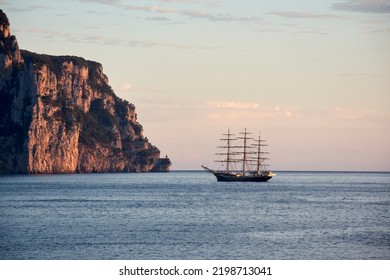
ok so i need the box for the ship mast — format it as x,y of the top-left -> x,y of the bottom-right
237,127 -> 253,175
215,129 -> 237,172
251,131 -> 269,174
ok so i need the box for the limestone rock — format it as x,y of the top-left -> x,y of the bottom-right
0,10 -> 171,174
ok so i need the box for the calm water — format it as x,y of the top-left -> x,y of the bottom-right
0,171 -> 389,260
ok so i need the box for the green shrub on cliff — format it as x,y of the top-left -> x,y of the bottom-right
78,99 -> 117,146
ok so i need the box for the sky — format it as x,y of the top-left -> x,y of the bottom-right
2,0 -> 390,171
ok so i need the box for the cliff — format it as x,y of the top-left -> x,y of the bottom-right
0,10 -> 171,174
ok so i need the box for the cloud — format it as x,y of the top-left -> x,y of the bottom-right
27,28 -> 220,50
120,4 -> 263,22
153,0 -> 207,3
7,4 -> 53,12
77,0 -> 262,23
147,0 -> 223,8
79,0 -> 121,4
28,28 -> 72,40
207,101 -> 294,121
256,23 -> 329,35
333,0 -> 390,14
179,10 -> 262,22
146,16 -> 171,21
269,11 -> 341,19
367,28 -> 390,33
209,101 -> 259,110
333,107 -> 390,123
273,106 -> 293,118
86,9 -> 111,15
151,0 -> 204,3
120,84 -> 132,91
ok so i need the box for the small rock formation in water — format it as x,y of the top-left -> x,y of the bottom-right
0,10 -> 171,174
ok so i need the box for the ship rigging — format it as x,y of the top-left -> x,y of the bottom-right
202,128 -> 275,182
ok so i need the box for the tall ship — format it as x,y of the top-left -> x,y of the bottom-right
202,128 -> 275,182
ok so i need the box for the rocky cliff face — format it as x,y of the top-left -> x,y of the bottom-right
0,10 -> 171,174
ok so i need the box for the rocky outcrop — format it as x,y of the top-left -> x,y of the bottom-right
0,10 -> 171,174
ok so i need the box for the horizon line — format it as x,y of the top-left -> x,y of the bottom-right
171,169 -> 390,173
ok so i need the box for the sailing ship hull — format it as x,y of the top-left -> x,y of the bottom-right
214,173 -> 273,182
201,165 -> 275,182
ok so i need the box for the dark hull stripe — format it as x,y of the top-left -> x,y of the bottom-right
214,174 -> 272,182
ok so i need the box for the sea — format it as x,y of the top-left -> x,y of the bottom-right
0,171 -> 389,260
